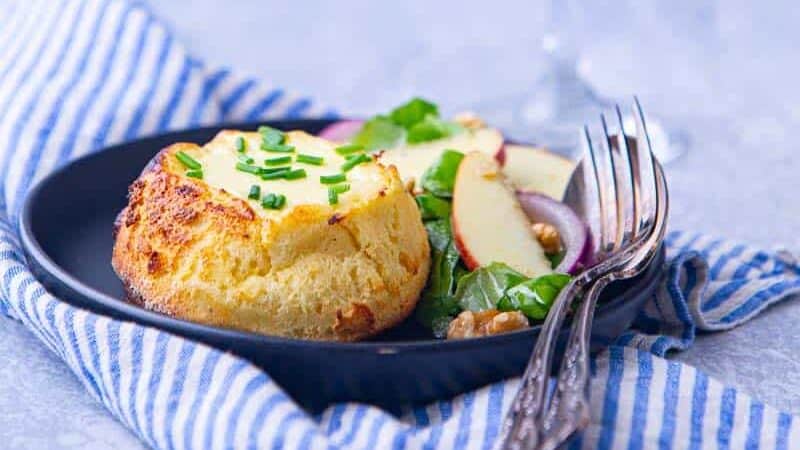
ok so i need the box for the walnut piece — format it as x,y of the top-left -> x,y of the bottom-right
453,111 -> 486,129
447,309 -> 529,339
487,310 -> 530,334
531,222 -> 561,254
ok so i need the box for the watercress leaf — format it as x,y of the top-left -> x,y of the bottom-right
454,262 -> 527,312
547,250 -> 566,269
389,97 -> 439,128
420,149 -> 464,197
502,279 -> 556,320
496,295 -> 516,312
501,273 -> 572,320
406,115 -> 446,143
350,115 -> 406,151
407,114 -> 465,144
416,218 -> 462,332
441,239 -> 462,295
416,194 -> 452,221
453,264 -> 470,286
540,273 -> 572,290
424,219 -> 461,297
415,294 -> 460,333
424,235 -> 462,305
424,218 -> 451,252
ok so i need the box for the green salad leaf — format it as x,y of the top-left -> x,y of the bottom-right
420,149 -> 464,197
349,98 -> 463,149
453,262 -> 528,312
416,294 -> 460,338
389,97 -> 439,129
407,115 -> 463,144
453,264 -> 470,286
497,273 -> 571,320
350,115 -> 406,151
547,250 -> 566,269
415,218 -> 462,335
415,193 -> 452,221
423,219 -> 461,301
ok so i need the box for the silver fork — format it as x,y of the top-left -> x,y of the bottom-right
536,100 -> 669,449
500,98 -> 669,450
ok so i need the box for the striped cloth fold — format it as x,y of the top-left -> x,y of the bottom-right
1,1 -> 799,448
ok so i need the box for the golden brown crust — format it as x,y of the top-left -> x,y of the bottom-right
112,135 -> 430,341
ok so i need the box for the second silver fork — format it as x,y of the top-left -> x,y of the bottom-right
500,98 -> 669,450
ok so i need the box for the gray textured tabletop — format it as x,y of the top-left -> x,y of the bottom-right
2,1 -> 799,448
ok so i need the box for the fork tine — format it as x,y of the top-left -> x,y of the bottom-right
632,96 -> 659,231
598,114 -> 622,254
613,104 -> 639,242
583,125 -> 607,255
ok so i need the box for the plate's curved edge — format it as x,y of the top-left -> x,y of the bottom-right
18,119 -> 663,353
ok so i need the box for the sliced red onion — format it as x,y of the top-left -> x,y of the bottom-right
516,191 -> 592,274
318,120 -> 364,142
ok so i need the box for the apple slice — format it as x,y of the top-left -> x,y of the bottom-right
497,144 -> 575,200
452,152 -> 553,278
375,127 -> 503,189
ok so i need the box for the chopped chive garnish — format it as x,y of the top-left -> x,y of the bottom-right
235,136 -> 247,152
261,166 -> 291,174
248,185 -> 261,200
261,193 -> 277,208
319,173 -> 346,184
296,154 -> 324,166
261,193 -> 286,210
341,153 -> 371,172
331,183 -> 350,194
186,170 -> 203,179
235,162 -> 262,175
328,188 -> 339,205
335,144 -> 364,156
261,143 -> 296,153
261,168 -> 291,180
237,153 -> 254,164
264,156 -> 292,166
258,126 -> 285,147
283,168 -> 307,180
176,151 -> 201,170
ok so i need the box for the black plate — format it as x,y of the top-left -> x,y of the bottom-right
20,119 -> 663,412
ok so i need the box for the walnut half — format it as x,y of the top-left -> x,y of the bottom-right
531,222 -> 561,255
447,309 -> 529,339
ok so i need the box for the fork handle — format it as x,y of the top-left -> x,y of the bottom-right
499,277 -> 586,450
536,275 -> 614,450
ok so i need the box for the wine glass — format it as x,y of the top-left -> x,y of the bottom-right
476,0 -> 689,163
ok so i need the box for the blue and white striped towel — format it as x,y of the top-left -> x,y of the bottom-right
1,1 -> 800,448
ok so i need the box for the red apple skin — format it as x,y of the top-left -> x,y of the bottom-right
452,220 -> 481,270
494,143 -> 506,166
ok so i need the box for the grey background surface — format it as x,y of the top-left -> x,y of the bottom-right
2,1 -> 799,448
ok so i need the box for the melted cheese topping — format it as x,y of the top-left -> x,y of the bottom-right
191,130 -> 390,216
